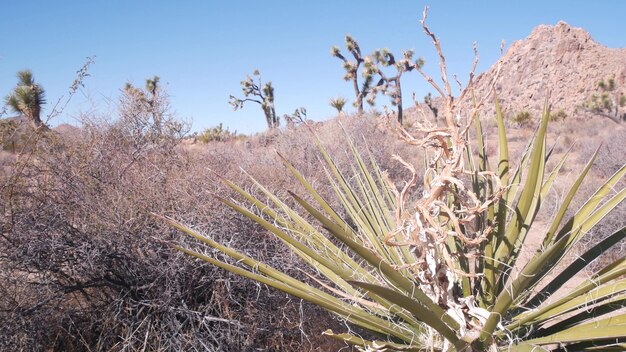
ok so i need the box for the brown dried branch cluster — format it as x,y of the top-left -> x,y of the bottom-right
381,6 -> 504,305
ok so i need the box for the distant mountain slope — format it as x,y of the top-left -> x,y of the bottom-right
470,21 -> 626,119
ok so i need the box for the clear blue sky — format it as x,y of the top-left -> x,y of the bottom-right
1,1 -> 625,134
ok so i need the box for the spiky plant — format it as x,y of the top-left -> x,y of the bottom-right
5,70 -> 47,129
229,70 -> 279,129
161,7 -> 626,351
329,96 -> 347,115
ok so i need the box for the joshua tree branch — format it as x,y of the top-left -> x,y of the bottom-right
584,108 -> 624,123
231,97 -> 263,107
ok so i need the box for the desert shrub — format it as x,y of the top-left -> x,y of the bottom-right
1,107 -> 216,350
0,118 -> 54,153
512,110 -> 532,126
0,119 -> 18,151
1,85 -> 365,350
550,109 -> 567,122
196,123 -> 239,143
573,123 -> 626,270
118,76 -> 189,150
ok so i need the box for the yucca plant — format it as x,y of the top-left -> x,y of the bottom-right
159,7 -> 626,351
5,70 -> 47,129
329,96 -> 347,115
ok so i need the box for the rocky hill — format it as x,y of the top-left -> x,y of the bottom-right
465,21 -> 626,120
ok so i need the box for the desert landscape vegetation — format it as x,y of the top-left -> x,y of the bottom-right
0,4 -> 625,352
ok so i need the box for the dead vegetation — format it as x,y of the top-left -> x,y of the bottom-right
0,92 -> 419,351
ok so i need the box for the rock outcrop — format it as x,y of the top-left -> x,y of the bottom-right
469,21 -> 626,119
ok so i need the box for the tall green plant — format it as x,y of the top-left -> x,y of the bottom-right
162,7 -> 626,351
329,96 -> 347,115
5,70 -> 47,129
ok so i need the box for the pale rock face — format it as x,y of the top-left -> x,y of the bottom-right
468,21 -> 626,119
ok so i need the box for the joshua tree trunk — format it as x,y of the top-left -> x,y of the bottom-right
30,107 -> 46,130
354,80 -> 364,115
269,104 -> 278,128
396,80 -> 404,125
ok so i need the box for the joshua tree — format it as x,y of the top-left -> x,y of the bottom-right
120,75 -> 185,146
5,70 -> 47,129
124,75 -> 167,134
123,76 -> 159,100
424,92 -> 439,125
331,35 -> 372,115
329,96 -> 346,116
364,49 -> 424,125
145,76 -> 160,96
125,76 -> 161,102
229,70 -> 279,129
284,107 -> 308,127
582,76 -> 625,123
